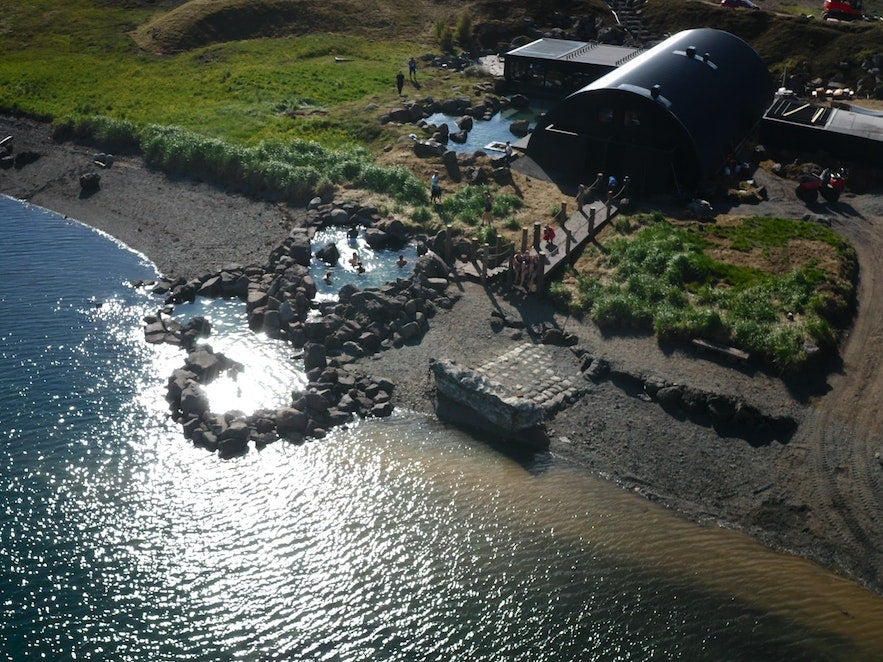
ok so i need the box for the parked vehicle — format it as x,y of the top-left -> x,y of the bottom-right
823,0 -> 864,20
795,167 -> 847,203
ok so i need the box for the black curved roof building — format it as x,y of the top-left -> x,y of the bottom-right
526,29 -> 773,193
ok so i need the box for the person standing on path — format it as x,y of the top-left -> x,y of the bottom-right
482,191 -> 493,224
408,57 -> 418,82
504,141 -> 514,168
395,71 -> 405,95
430,171 -> 441,203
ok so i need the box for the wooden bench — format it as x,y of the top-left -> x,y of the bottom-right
691,337 -> 750,364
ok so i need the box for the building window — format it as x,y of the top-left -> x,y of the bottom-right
598,108 -> 614,123
624,110 -> 641,127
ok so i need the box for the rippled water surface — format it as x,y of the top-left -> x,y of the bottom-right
425,101 -> 553,154
2,196 -> 883,660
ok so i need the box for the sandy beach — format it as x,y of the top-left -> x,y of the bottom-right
3,114 -> 883,595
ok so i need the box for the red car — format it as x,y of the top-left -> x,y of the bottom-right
720,0 -> 760,8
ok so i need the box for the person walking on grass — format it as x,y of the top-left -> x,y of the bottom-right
395,71 -> 405,95
482,191 -> 493,225
408,57 -> 418,82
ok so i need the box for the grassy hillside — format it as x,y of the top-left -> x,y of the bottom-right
133,0 -> 609,53
643,0 -> 883,83
0,0 -> 608,144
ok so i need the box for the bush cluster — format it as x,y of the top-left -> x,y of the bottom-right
436,186 -> 522,226
53,115 -> 428,205
569,216 -> 856,375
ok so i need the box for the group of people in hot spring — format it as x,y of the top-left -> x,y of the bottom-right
321,225 -> 408,285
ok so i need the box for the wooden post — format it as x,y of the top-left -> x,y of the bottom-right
471,238 -> 479,264
444,224 -> 453,263
536,251 -> 546,294
589,208 -> 596,240
507,247 -> 515,287
494,235 -> 501,268
565,232 -> 572,264
533,222 -> 541,251
606,200 -> 612,224
520,228 -> 529,252
482,243 -> 490,283
559,201 -> 567,228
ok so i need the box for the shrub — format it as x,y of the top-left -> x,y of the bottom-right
591,289 -> 653,331
437,25 -> 454,53
139,124 -> 426,203
475,224 -> 498,245
51,114 -> 140,151
455,12 -> 473,49
411,206 -> 432,225
549,281 -> 573,311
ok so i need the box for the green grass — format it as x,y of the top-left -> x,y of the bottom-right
0,2 -> 439,201
568,216 -> 856,374
435,186 -> 523,227
0,30 -> 419,145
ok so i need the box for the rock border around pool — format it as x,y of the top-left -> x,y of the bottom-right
139,206 -> 460,456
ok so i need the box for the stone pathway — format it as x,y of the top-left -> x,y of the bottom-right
472,343 -> 588,414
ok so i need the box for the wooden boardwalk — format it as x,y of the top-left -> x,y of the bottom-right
455,196 -> 619,283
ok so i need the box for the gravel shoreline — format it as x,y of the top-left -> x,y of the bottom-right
3,115 -> 883,595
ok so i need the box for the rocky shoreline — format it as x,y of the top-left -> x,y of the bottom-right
2,114 -> 883,596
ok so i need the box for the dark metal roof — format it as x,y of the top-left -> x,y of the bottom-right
506,38 -> 642,68
529,29 -> 773,186
761,97 -> 883,163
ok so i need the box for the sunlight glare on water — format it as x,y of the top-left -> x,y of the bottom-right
169,297 -> 306,414
2,196 -> 883,660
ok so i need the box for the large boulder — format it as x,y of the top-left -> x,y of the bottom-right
79,172 -> 100,191
315,242 -> 340,265
287,229 -> 312,266
303,342 -> 327,371
180,382 -> 209,418
184,347 -> 224,382
276,407 -> 308,435
377,218 -> 407,241
509,119 -> 530,137
388,107 -> 414,123
365,227 -> 391,249
414,140 -> 446,158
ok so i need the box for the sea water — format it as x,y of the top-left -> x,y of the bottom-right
2,195 -> 883,660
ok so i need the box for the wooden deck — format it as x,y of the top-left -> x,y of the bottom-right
455,197 -> 619,283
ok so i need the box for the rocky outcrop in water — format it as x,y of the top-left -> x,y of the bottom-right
164,342 -> 395,457
145,211 -> 459,455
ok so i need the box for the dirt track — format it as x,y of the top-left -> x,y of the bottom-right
2,115 -> 883,593
784,200 -> 883,590
717,169 -> 883,591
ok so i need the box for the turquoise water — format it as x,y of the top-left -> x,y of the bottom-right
2,195 -> 883,660
425,102 -> 552,154
309,227 -> 418,302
